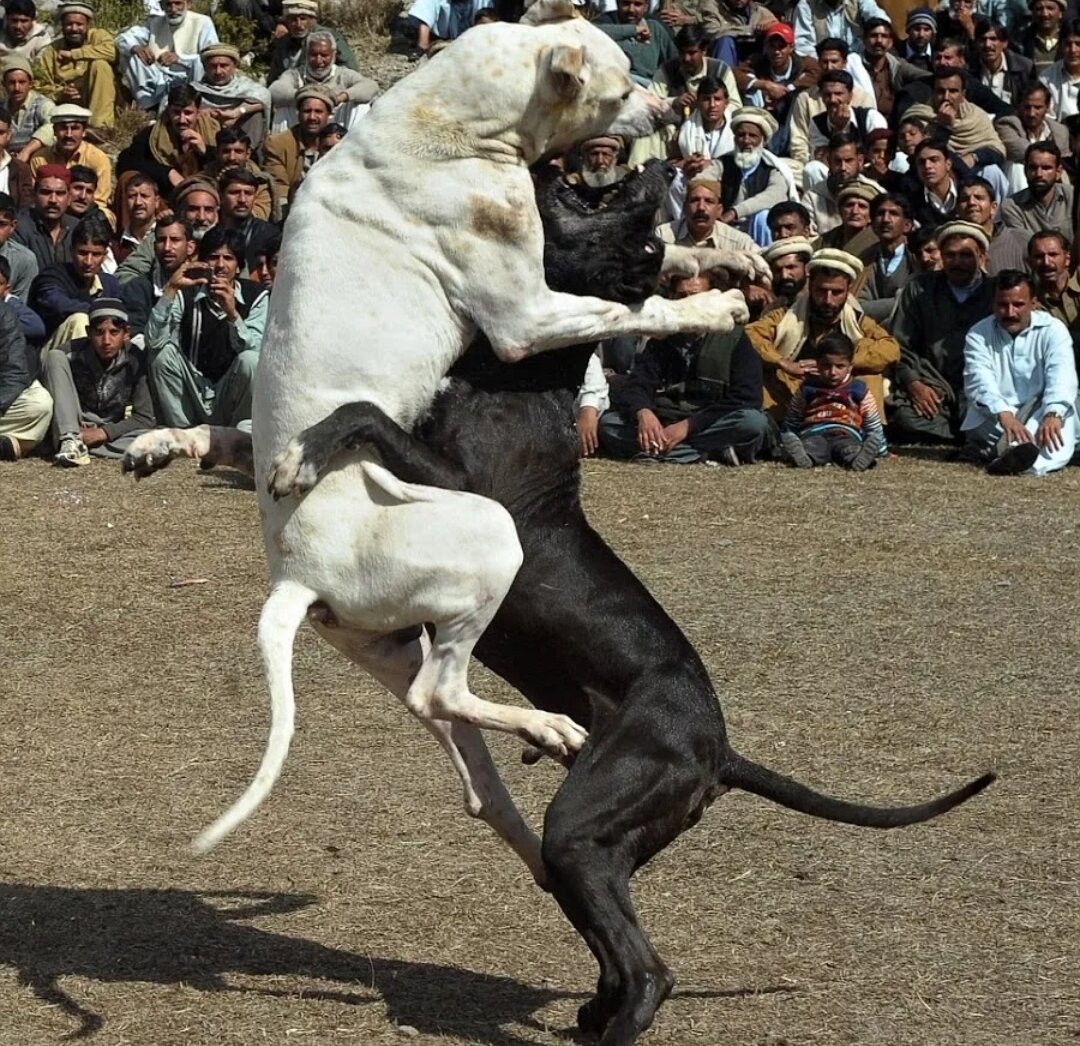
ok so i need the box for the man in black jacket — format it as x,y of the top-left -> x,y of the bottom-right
598,273 -> 773,464
0,295 -> 51,460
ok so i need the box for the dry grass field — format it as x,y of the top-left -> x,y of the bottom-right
1,454 -> 1077,1045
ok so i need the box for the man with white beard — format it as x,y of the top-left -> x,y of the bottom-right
716,106 -> 796,246
572,134 -> 630,189
117,0 -> 219,111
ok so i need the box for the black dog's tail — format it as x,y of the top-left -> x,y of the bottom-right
720,751 -> 995,828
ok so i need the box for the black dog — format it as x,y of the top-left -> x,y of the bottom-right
266,164 -> 994,1045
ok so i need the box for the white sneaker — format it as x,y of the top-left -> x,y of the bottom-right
54,434 -> 90,467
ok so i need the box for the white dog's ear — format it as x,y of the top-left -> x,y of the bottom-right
546,44 -> 590,99
523,0 -> 580,26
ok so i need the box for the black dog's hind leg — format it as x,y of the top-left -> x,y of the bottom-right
267,401 -> 469,499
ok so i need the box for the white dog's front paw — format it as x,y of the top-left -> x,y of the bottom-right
522,712 -> 588,765
693,248 -> 770,287
675,288 -> 750,334
267,440 -> 320,500
122,428 -> 203,478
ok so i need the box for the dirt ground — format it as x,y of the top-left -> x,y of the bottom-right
1,454 -> 1077,1045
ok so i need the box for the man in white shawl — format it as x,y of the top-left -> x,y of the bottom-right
194,43 -> 272,152
268,31 -> 378,134
664,75 -> 734,222
117,0 -> 218,110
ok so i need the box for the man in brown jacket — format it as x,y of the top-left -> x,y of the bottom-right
262,83 -> 333,215
746,246 -> 899,418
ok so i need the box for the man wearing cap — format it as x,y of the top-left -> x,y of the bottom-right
3,57 -> 54,163
14,164 -> 77,270
570,134 -> 631,190
28,104 -> 111,209
888,220 -> 994,444
860,16 -> 930,120
855,191 -> 914,321
40,296 -> 154,465
33,1 -> 118,133
747,246 -> 898,418
262,84 -> 333,211
116,0 -> 218,111
961,268 -> 1077,475
736,22 -> 819,144
0,0 -> 51,64
657,172 -> 760,254
268,0 -> 358,83
194,43 -> 272,151
719,106 -> 797,243
1017,0 -> 1066,75
761,234 -> 811,310
1000,141 -> 1074,241
792,0 -> 890,61
902,7 -> 936,70
816,177 -> 880,252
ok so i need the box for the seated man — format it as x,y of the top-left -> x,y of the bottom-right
0,0 -> 52,64
710,0 -> 779,70
995,83 -> 1068,196
665,77 -> 733,220
115,83 -> 218,206
30,211 -> 119,347
971,21 -> 1032,108
28,103 -> 111,208
793,0 -> 890,61
815,178 -> 879,253
14,164 -> 77,270
40,297 -> 155,465
596,0 -> 677,87
317,121 -> 346,157
262,85 -> 333,213
718,106 -> 795,244
746,246 -> 899,419
267,0 -> 358,82
902,7 -> 937,70
767,199 -> 812,239
761,233 -> 812,310
145,225 -> 268,428
954,175 -> 1029,273
193,43 -> 272,151
909,223 -> 942,271
736,22 -> 819,150
0,105 -> 33,209
889,220 -> 995,445
120,211 -> 196,336
656,172 -> 759,254
859,17 -> 931,122
116,0 -> 218,111
1000,141 -> 1074,241
803,131 -> 878,234
217,167 -> 278,272
0,255 -> 46,343
1027,230 -> 1080,341
855,191 -> 914,322
908,136 -> 962,228
249,233 -> 279,291
3,56 -> 54,163
32,1 -> 118,133
804,70 -> 887,164
113,173 -> 159,264
961,269 -> 1077,475
0,292 -> 50,460
599,272 -> 773,464
1018,0 -> 1066,75
65,163 -> 114,229
200,127 -> 278,221
0,190 -> 40,301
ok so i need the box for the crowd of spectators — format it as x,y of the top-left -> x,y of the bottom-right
0,0 -> 1078,479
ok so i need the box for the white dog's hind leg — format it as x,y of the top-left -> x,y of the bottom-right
193,577 -> 317,853
122,425 -> 255,478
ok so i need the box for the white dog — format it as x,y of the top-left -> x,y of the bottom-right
183,0 -> 757,877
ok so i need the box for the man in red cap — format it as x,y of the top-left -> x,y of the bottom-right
13,163 -> 77,269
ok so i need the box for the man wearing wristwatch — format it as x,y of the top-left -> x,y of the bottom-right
961,268 -> 1078,475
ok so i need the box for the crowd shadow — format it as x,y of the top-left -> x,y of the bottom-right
0,882 -> 795,1042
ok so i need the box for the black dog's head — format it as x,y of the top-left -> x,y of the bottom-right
535,159 -> 669,303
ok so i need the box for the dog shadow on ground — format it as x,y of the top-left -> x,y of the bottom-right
0,882 -> 794,1043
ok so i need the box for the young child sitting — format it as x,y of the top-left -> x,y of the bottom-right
780,332 -> 885,471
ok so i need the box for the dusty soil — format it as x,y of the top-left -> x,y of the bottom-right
1,455 -> 1078,1045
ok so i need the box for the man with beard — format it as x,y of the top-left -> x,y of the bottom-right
855,192 -> 914,321
996,83 -> 1068,196
599,272 -> 773,465
717,107 -> 794,245
1027,231 -> 1080,342
1001,142 -> 1074,241
902,7 -> 936,70
888,221 -> 994,445
120,212 -> 197,338
33,1 -> 118,134
746,246 -> 898,418
113,174 -> 159,265
263,85 -> 334,212
816,178 -> 879,253
767,200 -> 813,239
268,0 -> 357,82
803,131 -> 879,235
193,43 -> 271,152
217,167 -> 277,273
656,173 -> 760,253
859,17 -> 930,121
28,105 -> 111,209
14,164 -> 76,270
571,134 -> 629,189
116,0 -> 218,111
761,234 -> 811,311
0,0 -> 51,64
955,175 -> 1029,273
961,269 -> 1077,475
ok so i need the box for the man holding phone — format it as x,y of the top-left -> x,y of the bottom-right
144,224 -> 268,428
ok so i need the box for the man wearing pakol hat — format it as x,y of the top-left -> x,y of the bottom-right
815,177 -> 879,253
1016,0 -> 1067,75
718,106 -> 798,245
263,84 -> 334,213
564,134 -> 631,190
888,220 -> 994,445
747,245 -> 899,418
28,104 -> 111,209
761,235 -> 812,310
116,0 -> 219,111
2,57 -> 54,162
268,0 -> 358,83
33,1 -> 118,132
40,296 -> 155,466
657,171 -> 760,254
195,43 -> 272,151
901,7 -> 936,70
0,0 -> 52,64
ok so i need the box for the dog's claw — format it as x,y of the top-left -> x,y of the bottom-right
267,441 -> 320,500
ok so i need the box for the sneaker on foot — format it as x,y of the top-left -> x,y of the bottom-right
0,434 -> 17,461
986,442 -> 1039,476
715,445 -> 741,467
54,434 -> 90,467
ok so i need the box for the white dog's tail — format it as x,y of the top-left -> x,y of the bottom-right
192,578 -> 316,854
361,460 -> 445,503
